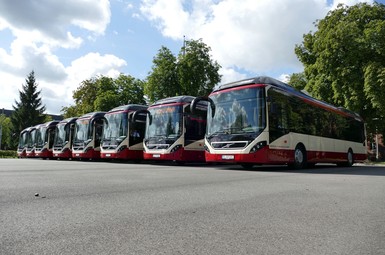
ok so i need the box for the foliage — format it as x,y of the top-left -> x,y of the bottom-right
62,74 -> 146,117
145,46 -> 179,103
287,73 -> 307,91
10,71 -> 47,148
0,114 -> 12,150
178,39 -> 222,97
145,39 -> 221,103
294,2 -> 385,134
0,150 -> 17,158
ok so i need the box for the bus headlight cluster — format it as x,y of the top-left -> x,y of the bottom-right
249,141 -> 267,153
118,145 -> 127,152
170,145 -> 182,153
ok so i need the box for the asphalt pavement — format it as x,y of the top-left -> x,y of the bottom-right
1,159 -> 385,255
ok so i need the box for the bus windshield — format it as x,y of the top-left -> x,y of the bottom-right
18,131 -> 28,149
102,112 -> 128,146
74,119 -> 91,145
27,129 -> 37,149
54,124 -> 68,147
35,127 -> 47,147
207,86 -> 266,143
145,105 -> 183,147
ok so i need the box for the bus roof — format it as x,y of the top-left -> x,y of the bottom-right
151,96 -> 196,107
78,111 -> 106,119
107,104 -> 148,113
213,76 -> 363,121
58,117 -> 78,124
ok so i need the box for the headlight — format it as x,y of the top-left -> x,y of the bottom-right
249,141 -> 267,153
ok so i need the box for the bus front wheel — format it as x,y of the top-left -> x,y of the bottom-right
289,144 -> 307,170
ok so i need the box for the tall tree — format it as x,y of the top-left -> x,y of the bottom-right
11,71 -> 46,144
178,39 -> 222,97
295,2 -> 385,134
145,46 -> 179,103
145,39 -> 222,103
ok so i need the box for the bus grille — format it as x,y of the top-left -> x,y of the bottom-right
211,141 -> 249,149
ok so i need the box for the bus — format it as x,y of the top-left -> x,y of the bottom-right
34,121 -> 59,159
100,104 -> 147,160
17,127 -> 31,158
191,76 -> 367,169
25,125 -> 38,158
72,112 -> 106,160
134,96 -> 207,163
53,117 -> 78,159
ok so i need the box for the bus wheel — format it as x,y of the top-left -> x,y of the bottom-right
337,149 -> 354,167
289,144 -> 307,169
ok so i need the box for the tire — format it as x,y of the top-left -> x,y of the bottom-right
337,149 -> 354,167
347,150 -> 354,167
289,144 -> 307,170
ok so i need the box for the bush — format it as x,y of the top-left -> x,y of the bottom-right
0,150 -> 17,158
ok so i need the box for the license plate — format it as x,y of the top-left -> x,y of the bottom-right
75,153 -> 80,156
106,154 -> 111,157
54,154 -> 58,156
153,154 -> 160,158
222,155 -> 234,160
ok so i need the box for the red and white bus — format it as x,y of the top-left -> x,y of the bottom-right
72,112 -> 106,160
192,76 -> 367,169
25,125 -> 38,158
135,96 -> 207,163
34,121 -> 59,159
17,127 -> 31,158
53,117 -> 78,159
100,104 -> 147,160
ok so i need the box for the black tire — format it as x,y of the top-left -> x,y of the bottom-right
289,144 -> 307,170
337,149 -> 354,167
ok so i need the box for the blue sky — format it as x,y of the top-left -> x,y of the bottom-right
0,0 -> 382,114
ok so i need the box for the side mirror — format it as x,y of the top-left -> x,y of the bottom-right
190,96 -> 215,118
132,109 -> 151,125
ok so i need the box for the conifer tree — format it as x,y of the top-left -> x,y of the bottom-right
11,71 -> 46,140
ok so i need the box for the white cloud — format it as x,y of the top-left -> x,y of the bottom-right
140,0 -> 373,79
0,0 -> 123,114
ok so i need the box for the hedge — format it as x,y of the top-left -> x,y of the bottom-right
0,150 -> 17,158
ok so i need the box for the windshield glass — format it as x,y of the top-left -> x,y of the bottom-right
18,131 -> 28,149
207,86 -> 266,142
27,129 -> 37,148
102,112 -> 128,146
146,105 -> 182,139
145,105 -> 182,148
74,119 -> 91,144
35,127 -> 47,147
54,123 -> 68,147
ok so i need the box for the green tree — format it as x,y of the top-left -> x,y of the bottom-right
288,72 -> 307,91
62,74 -> 146,117
178,39 -> 222,97
145,39 -> 222,103
295,2 -> 385,133
0,114 -> 12,150
145,46 -> 179,103
11,71 -> 47,147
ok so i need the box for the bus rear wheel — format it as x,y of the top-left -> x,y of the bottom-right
289,144 -> 307,170
338,149 -> 354,167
